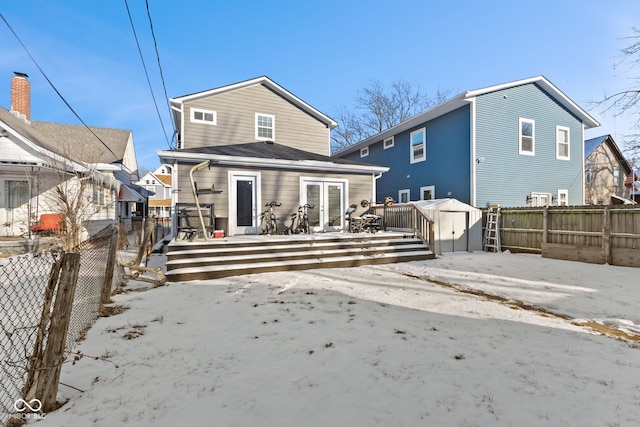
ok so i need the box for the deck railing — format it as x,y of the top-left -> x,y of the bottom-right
372,203 -> 435,252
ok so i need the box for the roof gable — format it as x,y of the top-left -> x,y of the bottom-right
171,76 -> 337,129
585,134 -> 632,174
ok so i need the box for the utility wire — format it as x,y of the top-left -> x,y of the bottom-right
124,0 -> 173,150
145,0 -> 176,148
0,12 -> 119,160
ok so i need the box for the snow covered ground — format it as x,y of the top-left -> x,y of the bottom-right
35,251 -> 640,426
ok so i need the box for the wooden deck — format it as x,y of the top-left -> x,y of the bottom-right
165,231 -> 434,282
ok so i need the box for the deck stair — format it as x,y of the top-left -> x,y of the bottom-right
165,232 -> 434,282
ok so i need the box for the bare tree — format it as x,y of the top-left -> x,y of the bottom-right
597,27 -> 640,161
31,150 -> 116,252
331,79 -> 451,153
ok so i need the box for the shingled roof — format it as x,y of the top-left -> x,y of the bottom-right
177,141 -> 371,165
32,121 -> 130,165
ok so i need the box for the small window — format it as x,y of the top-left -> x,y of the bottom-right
420,185 -> 435,200
398,189 -> 410,203
557,189 -> 568,206
410,128 -> 426,163
191,108 -> 217,125
256,113 -> 275,140
585,162 -> 592,185
613,168 -> 620,187
519,118 -> 535,155
4,180 -> 29,209
383,136 -> 394,149
360,147 -> 369,157
556,126 -> 570,160
528,192 -> 551,207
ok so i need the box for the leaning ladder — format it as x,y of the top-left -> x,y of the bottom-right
483,204 -> 501,252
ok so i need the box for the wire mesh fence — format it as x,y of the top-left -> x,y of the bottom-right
0,225 -> 123,425
0,251 -> 59,425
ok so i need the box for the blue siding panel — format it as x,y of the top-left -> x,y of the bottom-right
343,105 -> 472,204
474,83 -> 584,207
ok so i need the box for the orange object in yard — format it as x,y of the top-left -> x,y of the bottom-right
214,230 -> 224,238
31,213 -> 65,233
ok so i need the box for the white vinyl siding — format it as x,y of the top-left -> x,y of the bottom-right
556,126 -> 570,160
410,127 -> 426,164
191,108 -> 217,125
256,113 -> 275,140
519,118 -> 535,155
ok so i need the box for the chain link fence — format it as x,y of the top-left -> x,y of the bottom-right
0,225 -> 124,425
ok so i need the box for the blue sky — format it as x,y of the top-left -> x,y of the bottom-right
1,0 -> 639,169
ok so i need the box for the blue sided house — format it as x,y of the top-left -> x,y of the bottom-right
333,76 -> 600,208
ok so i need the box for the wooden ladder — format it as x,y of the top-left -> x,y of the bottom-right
484,204 -> 501,252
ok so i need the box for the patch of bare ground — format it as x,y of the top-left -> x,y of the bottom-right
402,273 -> 640,343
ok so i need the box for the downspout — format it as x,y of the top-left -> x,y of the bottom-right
189,160 -> 212,240
468,97 -> 477,207
373,172 -> 383,203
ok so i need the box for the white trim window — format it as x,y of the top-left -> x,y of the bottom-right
191,108 -> 217,125
420,185 -> 435,200
256,113 -> 275,140
557,189 -> 568,206
410,127 -> 426,163
519,118 -> 535,156
398,189 -> 410,203
529,192 -> 551,207
383,136 -> 394,149
556,126 -> 570,160
613,168 -> 620,187
585,162 -> 592,185
360,146 -> 369,157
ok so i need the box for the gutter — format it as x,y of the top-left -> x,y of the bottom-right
157,150 -> 389,175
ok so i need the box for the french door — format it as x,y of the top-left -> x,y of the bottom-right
302,179 -> 346,232
230,173 -> 260,235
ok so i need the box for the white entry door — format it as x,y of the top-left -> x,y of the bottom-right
230,173 -> 260,235
303,180 -> 346,232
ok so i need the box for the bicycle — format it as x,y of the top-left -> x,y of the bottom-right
260,201 -> 281,235
295,203 -> 314,234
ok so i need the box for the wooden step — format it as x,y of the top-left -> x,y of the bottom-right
165,232 -> 434,282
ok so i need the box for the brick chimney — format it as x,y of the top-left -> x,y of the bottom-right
11,72 -> 30,121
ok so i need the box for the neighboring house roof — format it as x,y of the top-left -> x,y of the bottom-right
334,75 -> 601,157
0,107 -> 88,172
155,174 -> 172,186
31,121 -> 131,165
170,76 -> 338,130
584,134 -> 633,175
158,141 -> 388,174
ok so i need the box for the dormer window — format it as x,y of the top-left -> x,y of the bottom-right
256,113 -> 274,140
191,108 -> 217,125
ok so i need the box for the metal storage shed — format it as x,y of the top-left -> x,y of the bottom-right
413,199 -> 483,254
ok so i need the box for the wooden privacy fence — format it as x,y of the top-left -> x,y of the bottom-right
484,205 -> 640,267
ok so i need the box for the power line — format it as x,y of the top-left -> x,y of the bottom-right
145,0 -> 177,148
123,0 -> 173,150
0,12 -> 119,160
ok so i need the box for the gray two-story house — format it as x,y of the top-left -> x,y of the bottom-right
158,76 -> 387,236
334,76 -> 600,208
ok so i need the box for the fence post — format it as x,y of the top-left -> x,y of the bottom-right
602,206 -> 611,264
37,252 -> 81,412
542,207 -> 549,244
101,225 -> 119,306
22,254 -> 64,401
